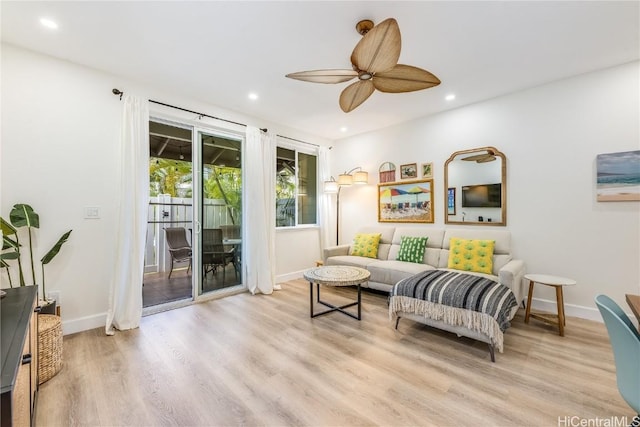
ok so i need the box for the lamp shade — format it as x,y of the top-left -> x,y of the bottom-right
337,174 -> 353,186
353,170 -> 368,184
323,180 -> 339,193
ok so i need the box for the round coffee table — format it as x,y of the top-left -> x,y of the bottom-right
303,265 -> 370,320
524,273 -> 576,336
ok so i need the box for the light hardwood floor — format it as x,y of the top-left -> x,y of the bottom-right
37,279 -> 635,426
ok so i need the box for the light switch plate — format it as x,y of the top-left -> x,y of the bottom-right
84,206 -> 100,219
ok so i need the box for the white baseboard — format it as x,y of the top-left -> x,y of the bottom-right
61,312 -> 107,336
276,270 -> 305,283
530,297 -> 638,328
530,297 -> 602,322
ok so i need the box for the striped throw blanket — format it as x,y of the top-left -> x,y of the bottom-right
389,270 -> 518,351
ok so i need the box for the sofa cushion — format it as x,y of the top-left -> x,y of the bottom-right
350,233 -> 381,258
443,228 -> 510,255
367,260 -> 436,286
389,227 -> 444,265
325,255 -> 378,269
396,236 -> 428,263
493,254 -> 513,273
447,238 -> 495,274
438,250 -> 511,277
354,227 -> 395,260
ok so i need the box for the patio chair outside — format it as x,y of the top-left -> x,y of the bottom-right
202,228 -> 236,286
164,227 -> 192,279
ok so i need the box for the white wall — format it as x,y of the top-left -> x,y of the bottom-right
1,44 -> 329,333
332,61 -> 640,319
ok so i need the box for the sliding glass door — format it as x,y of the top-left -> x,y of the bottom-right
143,119 -> 243,309
144,120 -> 194,307
198,130 -> 243,296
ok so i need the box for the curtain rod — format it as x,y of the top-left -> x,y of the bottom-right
276,134 -> 319,148
113,89 -> 321,148
112,89 -> 267,133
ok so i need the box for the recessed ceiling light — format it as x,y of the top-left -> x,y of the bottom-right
340,126 -> 348,132
40,18 -> 58,29
445,94 -> 456,101
248,93 -> 258,101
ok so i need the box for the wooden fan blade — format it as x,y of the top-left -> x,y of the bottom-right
339,80 -> 375,112
351,18 -> 401,74
462,154 -> 492,161
477,156 -> 496,163
285,69 -> 358,84
373,64 -> 441,93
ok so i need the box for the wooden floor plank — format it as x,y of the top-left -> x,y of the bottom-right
36,279 -> 635,426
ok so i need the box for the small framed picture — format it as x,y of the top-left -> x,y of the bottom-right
422,162 -> 433,179
400,163 -> 417,179
447,187 -> 456,215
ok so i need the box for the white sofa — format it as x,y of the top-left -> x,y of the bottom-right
323,226 -> 526,361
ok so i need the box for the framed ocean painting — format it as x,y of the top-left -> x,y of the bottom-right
596,150 -> 640,202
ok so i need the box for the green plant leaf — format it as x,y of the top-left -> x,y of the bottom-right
1,217 -> 17,235
2,235 -> 19,250
10,204 -> 40,229
0,251 -> 19,261
41,230 -> 72,264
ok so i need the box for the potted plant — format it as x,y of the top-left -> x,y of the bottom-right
1,203 -> 72,314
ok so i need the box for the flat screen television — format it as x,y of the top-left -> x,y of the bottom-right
461,183 -> 502,208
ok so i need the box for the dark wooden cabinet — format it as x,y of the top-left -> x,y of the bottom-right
1,287 -> 39,427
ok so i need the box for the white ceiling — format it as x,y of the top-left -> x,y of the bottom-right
2,1 -> 638,141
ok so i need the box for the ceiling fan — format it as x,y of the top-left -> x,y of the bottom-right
285,18 -> 441,113
461,150 -> 497,163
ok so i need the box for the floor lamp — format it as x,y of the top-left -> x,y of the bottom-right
324,167 -> 368,245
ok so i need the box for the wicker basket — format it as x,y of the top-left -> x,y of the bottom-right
38,314 -> 63,384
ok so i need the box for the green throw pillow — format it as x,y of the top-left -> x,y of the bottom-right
447,237 -> 495,274
396,236 -> 428,264
351,233 -> 382,258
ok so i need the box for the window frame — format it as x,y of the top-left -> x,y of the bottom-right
276,140 -> 319,229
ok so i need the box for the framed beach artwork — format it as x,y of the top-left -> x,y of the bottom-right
378,179 -> 434,223
400,163 -> 418,179
422,162 -> 433,179
596,150 -> 640,202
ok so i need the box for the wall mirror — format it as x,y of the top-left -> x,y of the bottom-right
444,146 -> 507,226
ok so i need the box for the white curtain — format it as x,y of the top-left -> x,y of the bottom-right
106,95 -> 149,335
244,126 -> 277,294
318,146 -> 333,251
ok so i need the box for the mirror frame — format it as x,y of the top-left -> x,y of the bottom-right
444,146 -> 507,226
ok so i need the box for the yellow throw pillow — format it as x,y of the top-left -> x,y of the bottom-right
350,233 -> 382,258
447,238 -> 495,274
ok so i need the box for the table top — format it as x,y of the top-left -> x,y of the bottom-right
303,265 -> 370,287
525,274 -> 576,287
626,294 -> 640,323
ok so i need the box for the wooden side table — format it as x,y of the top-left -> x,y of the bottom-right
524,274 -> 576,336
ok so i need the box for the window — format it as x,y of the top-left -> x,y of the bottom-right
276,146 -> 317,227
